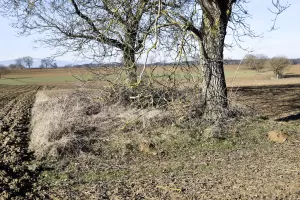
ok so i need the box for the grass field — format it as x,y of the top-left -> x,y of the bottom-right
0,68 -> 92,85
1,65 -> 299,86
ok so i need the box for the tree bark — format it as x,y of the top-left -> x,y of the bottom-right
123,44 -> 137,86
198,1 -> 233,120
123,24 -> 139,86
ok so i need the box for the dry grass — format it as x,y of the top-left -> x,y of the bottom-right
30,89 -> 187,159
29,85 -> 252,160
30,89 -> 100,158
30,88 -> 174,158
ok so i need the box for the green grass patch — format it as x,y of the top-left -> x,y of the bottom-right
0,75 -> 93,85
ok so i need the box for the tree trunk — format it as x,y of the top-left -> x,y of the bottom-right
123,25 -> 138,86
123,45 -> 137,86
198,1 -> 233,120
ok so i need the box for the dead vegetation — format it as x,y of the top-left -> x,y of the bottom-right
30,89 -> 101,158
29,85 -> 252,160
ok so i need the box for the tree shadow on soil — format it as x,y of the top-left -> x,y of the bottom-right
276,113 -> 300,122
284,74 -> 300,79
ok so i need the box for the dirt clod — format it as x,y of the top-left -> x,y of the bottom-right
268,130 -> 288,143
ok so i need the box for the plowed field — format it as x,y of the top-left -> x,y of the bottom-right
0,85 -> 45,199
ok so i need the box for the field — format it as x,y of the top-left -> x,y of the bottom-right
0,65 -> 300,199
0,85 -> 42,198
1,65 -> 300,86
0,68 -> 90,85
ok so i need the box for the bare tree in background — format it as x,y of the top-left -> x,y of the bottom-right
22,56 -> 34,69
15,58 -> 24,68
40,58 -> 56,69
243,54 -> 268,72
15,57 -> 33,69
159,0 -> 290,120
269,56 -> 291,78
52,63 -> 58,69
0,0 -> 156,85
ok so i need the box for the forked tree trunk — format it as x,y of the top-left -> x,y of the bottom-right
198,1 -> 233,120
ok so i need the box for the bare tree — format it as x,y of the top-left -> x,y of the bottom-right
22,56 -> 34,69
15,58 -> 24,68
52,63 -> 58,69
40,58 -> 54,69
0,65 -> 9,79
16,57 -> 33,69
148,55 -> 156,66
269,56 -> 291,78
159,0 -> 289,120
243,54 -> 268,72
0,0 -> 156,85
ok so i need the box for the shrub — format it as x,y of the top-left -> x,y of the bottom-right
242,54 -> 268,72
268,56 -> 291,78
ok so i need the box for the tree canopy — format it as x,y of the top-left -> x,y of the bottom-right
0,0 -> 157,84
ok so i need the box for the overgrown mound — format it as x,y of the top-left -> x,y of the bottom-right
30,86 -> 252,159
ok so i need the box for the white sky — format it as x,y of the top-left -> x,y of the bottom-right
0,0 -> 298,62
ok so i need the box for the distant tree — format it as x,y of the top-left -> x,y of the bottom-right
269,56 -> 291,78
15,58 -> 24,67
52,63 -> 58,68
243,54 -> 256,69
40,58 -> 55,68
16,57 -> 33,69
148,55 -> 157,66
243,54 -> 268,72
63,64 -> 73,68
22,56 -> 34,69
0,65 -> 9,79
290,58 -> 300,65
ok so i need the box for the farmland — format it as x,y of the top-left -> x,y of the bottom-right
0,85 -> 42,198
1,65 -> 300,86
0,68 -> 90,85
0,66 -> 300,199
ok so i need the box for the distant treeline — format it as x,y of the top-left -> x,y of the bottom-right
63,58 -> 300,68
289,58 -> 300,64
225,58 -> 300,65
3,58 -> 300,69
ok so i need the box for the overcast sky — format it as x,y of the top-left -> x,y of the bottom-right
0,0 -> 299,62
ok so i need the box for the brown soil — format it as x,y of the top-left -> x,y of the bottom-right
233,84 -> 300,119
0,85 -> 46,199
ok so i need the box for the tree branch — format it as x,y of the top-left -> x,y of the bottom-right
70,0 -> 124,49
